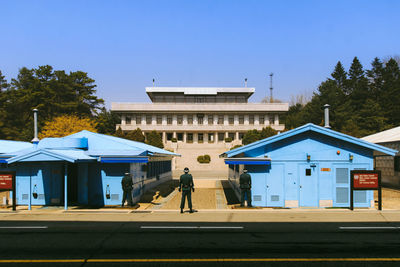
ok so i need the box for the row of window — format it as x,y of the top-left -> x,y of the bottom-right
153,95 -> 247,103
124,114 -> 276,125
165,132 -> 244,142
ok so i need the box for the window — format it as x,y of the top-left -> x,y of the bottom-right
239,115 -> 244,124
197,114 -> 204,125
196,97 -> 205,103
306,169 -> 311,176
198,133 -> 204,143
218,115 -> 224,125
167,133 -> 173,141
167,115 -> 172,125
395,156 -> 400,172
228,115 -> 234,125
208,115 -> 214,125
218,133 -> 225,142
269,116 -> 274,125
208,133 -> 214,142
187,133 -> 193,143
146,115 -> 152,125
249,115 -> 254,124
156,115 -> 162,125
259,115 -> 264,125
177,115 -> 183,125
125,116 -> 131,125
135,114 -> 141,125
239,133 -> 244,140
228,132 -> 235,140
177,133 -> 183,141
187,115 -> 193,125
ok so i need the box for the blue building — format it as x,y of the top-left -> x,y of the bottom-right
0,131 -> 178,209
221,124 -> 397,208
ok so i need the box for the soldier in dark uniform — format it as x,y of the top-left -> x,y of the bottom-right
239,169 -> 252,207
179,167 -> 194,213
121,172 -> 133,207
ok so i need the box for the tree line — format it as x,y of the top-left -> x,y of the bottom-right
0,65 -> 164,147
284,56 -> 400,137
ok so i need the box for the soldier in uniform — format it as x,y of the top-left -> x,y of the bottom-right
121,172 -> 133,207
239,169 -> 252,207
179,167 -> 194,213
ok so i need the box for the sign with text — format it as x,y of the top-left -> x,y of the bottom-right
0,173 -> 13,190
350,170 -> 381,211
353,172 -> 379,189
0,171 -> 16,211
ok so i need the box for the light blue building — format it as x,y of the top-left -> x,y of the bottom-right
221,124 -> 397,208
0,131 -> 178,209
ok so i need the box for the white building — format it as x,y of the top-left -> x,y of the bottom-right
112,87 -> 289,172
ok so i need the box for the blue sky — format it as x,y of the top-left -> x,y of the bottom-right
1,0 -> 399,107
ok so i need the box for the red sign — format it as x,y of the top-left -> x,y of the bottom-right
353,173 -> 379,189
0,173 -> 13,190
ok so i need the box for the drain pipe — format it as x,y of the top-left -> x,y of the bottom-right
324,104 -> 331,128
32,109 -> 40,145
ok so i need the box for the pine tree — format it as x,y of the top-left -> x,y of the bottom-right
115,127 -> 125,138
146,130 -> 163,148
125,128 -> 146,142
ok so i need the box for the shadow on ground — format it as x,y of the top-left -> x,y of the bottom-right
221,180 -> 240,205
139,180 -> 179,203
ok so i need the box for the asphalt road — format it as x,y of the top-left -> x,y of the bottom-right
0,221 -> 400,266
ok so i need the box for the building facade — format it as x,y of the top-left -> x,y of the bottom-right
112,87 -> 289,171
362,126 -> 400,188
221,124 -> 397,208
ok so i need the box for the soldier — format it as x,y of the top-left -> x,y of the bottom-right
121,172 -> 133,207
239,168 -> 252,207
179,167 -> 194,213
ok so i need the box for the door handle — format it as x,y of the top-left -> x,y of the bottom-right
266,185 -> 269,188
300,185 -> 302,188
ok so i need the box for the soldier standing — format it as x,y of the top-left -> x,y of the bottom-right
239,169 -> 252,207
121,172 -> 133,207
179,167 -> 194,213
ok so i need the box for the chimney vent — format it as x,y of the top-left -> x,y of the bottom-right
324,104 -> 331,128
32,109 -> 40,144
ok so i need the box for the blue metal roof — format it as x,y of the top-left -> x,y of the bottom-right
65,130 -> 179,157
222,123 -> 398,158
7,148 -> 95,164
0,140 -> 33,154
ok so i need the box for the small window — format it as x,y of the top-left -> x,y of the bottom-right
146,115 -> 152,125
394,156 -> 400,172
259,115 -> 264,124
218,133 -> 225,142
177,115 -> 183,125
305,169 -> 311,176
135,114 -> 142,125
249,115 -> 254,124
166,133 -> 173,141
218,115 -> 224,125
228,115 -> 234,125
156,115 -> 162,124
269,116 -> 274,125
187,115 -> 193,125
239,133 -> 244,140
228,132 -> 235,140
167,115 -> 172,125
239,115 -> 244,124
208,115 -> 214,125
125,116 -> 131,125
198,133 -> 203,143
187,133 -> 193,143
177,133 -> 183,141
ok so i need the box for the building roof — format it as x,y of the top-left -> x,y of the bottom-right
145,87 -> 255,101
3,130 -> 179,164
0,140 -> 33,154
221,123 -> 398,158
362,126 -> 400,143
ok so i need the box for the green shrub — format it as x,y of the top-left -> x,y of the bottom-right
224,137 -> 232,143
171,137 -> 177,142
197,154 -> 211,163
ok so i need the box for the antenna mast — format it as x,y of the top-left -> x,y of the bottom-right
269,73 -> 273,103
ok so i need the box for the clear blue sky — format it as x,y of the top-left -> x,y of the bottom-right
1,0 -> 399,107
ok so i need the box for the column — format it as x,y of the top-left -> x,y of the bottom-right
194,114 -> 198,125
255,115 -> 259,126
64,163 -> 68,210
162,132 -> 166,143
183,115 -> 188,125
224,114 -> 228,126
215,132 -> 219,142
162,115 -> 167,126
274,114 -> 279,125
234,115 -> 239,125
173,115 -> 177,125
244,115 -> 249,125
235,132 -> 239,140
183,132 -> 187,143
266,115 -> 270,126
204,133 -> 208,143
173,132 -> 177,139
121,115 -> 126,125
152,114 -> 156,125
141,114 -> 146,125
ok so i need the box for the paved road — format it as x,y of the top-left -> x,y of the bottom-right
0,221 -> 399,266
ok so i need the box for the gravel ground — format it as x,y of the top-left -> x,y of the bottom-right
160,188 -> 218,210
374,187 -> 400,209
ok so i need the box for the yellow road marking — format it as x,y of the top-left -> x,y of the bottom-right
1,258 -> 400,263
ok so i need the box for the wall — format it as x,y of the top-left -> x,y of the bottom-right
373,142 -> 400,188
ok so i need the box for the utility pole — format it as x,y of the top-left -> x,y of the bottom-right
269,73 -> 273,103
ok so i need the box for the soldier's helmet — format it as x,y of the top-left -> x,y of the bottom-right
184,167 -> 189,173
124,172 -> 130,175
243,169 -> 248,173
